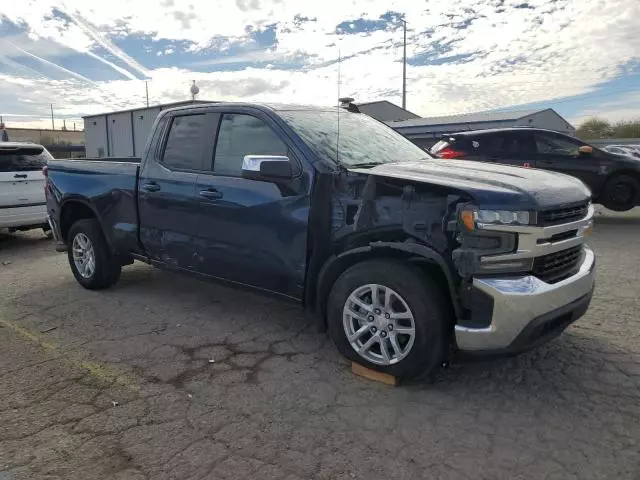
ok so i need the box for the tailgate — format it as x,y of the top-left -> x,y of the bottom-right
0,146 -> 50,208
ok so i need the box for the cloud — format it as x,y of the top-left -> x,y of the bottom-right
61,10 -> 150,78
571,92 -> 640,124
7,42 -> 97,84
0,0 -> 638,130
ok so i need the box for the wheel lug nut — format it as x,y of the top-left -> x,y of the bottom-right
388,325 -> 394,331
371,327 -> 377,333
380,331 -> 387,338
367,315 -> 374,322
384,313 -> 390,319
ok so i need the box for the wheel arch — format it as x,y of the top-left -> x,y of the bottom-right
601,170 -> 640,210
606,169 -> 640,186
59,198 -> 101,243
314,241 -> 460,332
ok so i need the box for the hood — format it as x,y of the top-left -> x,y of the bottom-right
349,159 -> 591,210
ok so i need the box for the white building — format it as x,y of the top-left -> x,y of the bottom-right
83,101 -> 209,158
84,100 -> 576,159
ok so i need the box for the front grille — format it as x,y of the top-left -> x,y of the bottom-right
539,202 -> 589,226
536,229 -> 578,244
533,246 -> 583,283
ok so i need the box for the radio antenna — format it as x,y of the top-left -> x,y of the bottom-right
336,49 -> 341,165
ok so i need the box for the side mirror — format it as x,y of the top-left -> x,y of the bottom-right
578,145 -> 593,155
242,155 -> 293,179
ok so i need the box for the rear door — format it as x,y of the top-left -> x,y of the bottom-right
0,145 -> 50,209
137,110 -> 218,268
192,108 -> 311,299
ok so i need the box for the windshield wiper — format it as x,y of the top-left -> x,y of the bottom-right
348,162 -> 384,168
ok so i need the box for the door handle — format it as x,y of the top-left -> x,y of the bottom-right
142,182 -> 161,192
14,173 -> 27,179
199,188 -> 223,200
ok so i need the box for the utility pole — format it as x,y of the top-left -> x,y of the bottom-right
50,104 -> 55,130
401,18 -> 407,110
145,81 -> 149,108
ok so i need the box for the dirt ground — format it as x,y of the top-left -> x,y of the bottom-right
0,207 -> 638,480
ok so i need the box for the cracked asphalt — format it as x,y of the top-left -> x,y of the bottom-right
0,207 -> 639,480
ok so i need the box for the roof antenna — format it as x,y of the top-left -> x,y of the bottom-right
336,49 -> 341,165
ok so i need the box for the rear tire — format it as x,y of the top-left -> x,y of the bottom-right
602,174 -> 639,212
67,218 -> 121,290
327,259 -> 449,380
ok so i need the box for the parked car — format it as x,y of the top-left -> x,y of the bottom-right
0,142 -> 53,236
46,103 -> 595,379
429,128 -> 640,211
602,145 -> 640,159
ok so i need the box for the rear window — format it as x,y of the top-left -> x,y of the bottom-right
0,147 -> 52,172
430,137 -> 476,154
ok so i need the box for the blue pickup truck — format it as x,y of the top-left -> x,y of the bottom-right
45,101 -> 596,379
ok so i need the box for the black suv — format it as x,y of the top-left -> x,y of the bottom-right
429,127 -> 640,211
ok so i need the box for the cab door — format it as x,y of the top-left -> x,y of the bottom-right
192,108 -> 312,299
137,111 -> 218,269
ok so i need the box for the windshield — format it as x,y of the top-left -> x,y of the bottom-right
279,109 -> 431,167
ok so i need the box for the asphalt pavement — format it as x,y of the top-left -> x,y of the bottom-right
0,207 -> 638,480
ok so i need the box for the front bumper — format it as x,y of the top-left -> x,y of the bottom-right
455,245 -> 595,354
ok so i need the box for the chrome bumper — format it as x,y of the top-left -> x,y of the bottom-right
455,245 -> 595,352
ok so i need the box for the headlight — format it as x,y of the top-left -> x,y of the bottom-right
461,207 -> 532,230
477,209 -> 530,225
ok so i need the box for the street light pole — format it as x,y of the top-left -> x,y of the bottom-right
402,18 -> 407,110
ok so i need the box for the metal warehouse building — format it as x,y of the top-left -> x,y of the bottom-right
83,101 -> 209,158
389,108 -> 576,150
84,100 -> 576,158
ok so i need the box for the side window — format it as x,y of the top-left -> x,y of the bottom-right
479,133 -> 535,157
535,133 -> 581,157
161,114 -> 211,171
513,133 -> 536,154
478,134 -> 509,156
213,114 -> 288,177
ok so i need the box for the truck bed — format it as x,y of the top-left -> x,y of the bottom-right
47,158 -> 142,254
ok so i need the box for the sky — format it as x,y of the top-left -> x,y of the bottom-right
0,0 -> 638,130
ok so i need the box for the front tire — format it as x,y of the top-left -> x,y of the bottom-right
67,218 -> 121,290
327,259 -> 449,379
602,174 -> 639,212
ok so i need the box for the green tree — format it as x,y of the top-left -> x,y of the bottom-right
611,121 -> 640,139
576,118 -> 613,139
